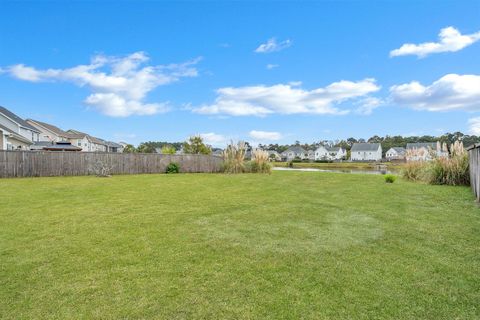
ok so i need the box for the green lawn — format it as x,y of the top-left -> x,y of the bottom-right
1,172 -> 479,319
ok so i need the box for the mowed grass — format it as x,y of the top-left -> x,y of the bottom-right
0,172 -> 479,319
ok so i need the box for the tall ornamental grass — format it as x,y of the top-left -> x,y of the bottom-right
402,140 -> 470,186
222,141 -> 246,173
249,149 -> 272,174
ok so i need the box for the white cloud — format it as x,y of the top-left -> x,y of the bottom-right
199,132 -> 229,146
255,38 -> 292,53
266,64 -> 279,70
249,130 -> 282,141
390,74 -> 480,112
4,52 -> 201,117
468,118 -> 480,135
390,26 -> 480,58
355,97 -> 383,115
192,78 -> 380,117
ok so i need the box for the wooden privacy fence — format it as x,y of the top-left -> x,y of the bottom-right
0,151 -> 223,178
467,144 -> 480,201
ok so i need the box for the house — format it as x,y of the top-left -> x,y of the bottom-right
350,143 -> 382,161
67,130 -> 107,152
281,146 -> 307,161
105,141 -> 123,153
307,150 -> 316,161
405,142 -> 447,162
26,119 -> 74,142
267,150 -> 281,161
314,145 -> 330,160
0,106 -> 40,150
327,147 -> 347,160
385,147 -> 406,160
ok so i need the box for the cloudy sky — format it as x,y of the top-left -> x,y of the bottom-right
0,1 -> 479,146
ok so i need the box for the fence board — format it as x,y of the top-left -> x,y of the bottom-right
468,145 -> 480,202
0,151 -> 223,178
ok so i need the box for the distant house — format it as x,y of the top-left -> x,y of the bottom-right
105,141 -> 123,153
67,130 -> 107,152
351,143 -> 382,161
327,147 -> 347,160
0,106 -> 40,150
267,150 -> 281,161
281,146 -> 307,161
212,149 -> 223,157
26,119 -> 74,143
307,150 -> 316,161
405,142 -> 447,162
314,145 -> 330,160
386,147 -> 406,160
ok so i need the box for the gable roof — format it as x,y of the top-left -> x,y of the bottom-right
27,119 -> 75,138
283,146 -> 307,154
387,147 -> 406,154
0,123 -> 34,144
327,147 -> 343,152
351,143 -> 381,152
406,142 -> 438,150
0,106 -> 40,132
67,130 -> 106,145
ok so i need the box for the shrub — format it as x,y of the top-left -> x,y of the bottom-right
384,174 -> 396,183
166,162 -> 180,174
222,141 -> 246,173
287,161 -> 294,168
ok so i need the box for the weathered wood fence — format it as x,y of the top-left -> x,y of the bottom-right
0,151 -> 223,178
467,144 -> 480,201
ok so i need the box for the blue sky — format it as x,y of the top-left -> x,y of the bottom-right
0,1 -> 479,146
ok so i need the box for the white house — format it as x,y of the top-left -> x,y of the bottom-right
327,147 -> 347,160
281,146 -> 307,161
314,145 -> 330,160
307,150 -> 316,161
385,147 -> 406,160
350,143 -> 382,161
405,142 -> 447,162
0,106 -> 40,150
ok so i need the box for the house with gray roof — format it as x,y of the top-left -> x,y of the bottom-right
27,119 -> 77,142
386,147 -> 406,160
281,146 -> 307,161
0,106 -> 40,150
350,143 -> 382,161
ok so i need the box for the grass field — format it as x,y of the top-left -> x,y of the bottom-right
1,172 -> 479,319
273,161 -> 406,170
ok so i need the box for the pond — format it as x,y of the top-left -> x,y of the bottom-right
273,167 -> 398,175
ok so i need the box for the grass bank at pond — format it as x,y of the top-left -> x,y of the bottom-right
1,172 -> 479,319
273,161 -> 406,170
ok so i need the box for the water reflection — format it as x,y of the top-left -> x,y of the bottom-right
273,167 -> 397,175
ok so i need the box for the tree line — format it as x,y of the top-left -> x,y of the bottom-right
125,132 -> 480,156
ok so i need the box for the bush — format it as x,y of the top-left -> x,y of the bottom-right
166,162 -> 180,174
384,174 -> 397,183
